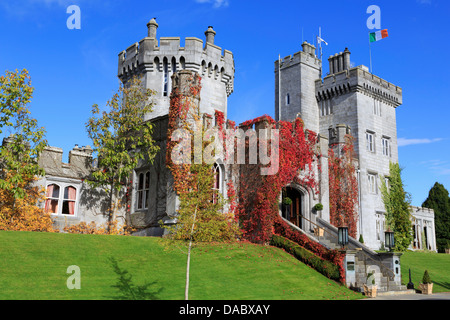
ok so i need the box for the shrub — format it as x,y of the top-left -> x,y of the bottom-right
422,270 -> 432,284
359,234 -> 364,244
313,203 -> 323,211
270,234 -> 341,282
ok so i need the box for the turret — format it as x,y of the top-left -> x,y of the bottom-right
147,18 -> 158,39
205,26 -> 216,45
118,19 -> 235,121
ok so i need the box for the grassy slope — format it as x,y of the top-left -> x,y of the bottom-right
400,251 -> 450,293
0,231 -> 363,300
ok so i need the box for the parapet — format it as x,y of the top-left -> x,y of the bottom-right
39,145 -> 93,180
275,41 -> 321,71
118,20 -> 235,97
410,206 -> 435,219
328,124 -> 352,147
316,64 -> 402,108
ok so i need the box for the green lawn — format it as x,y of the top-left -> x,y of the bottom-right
401,251 -> 450,293
0,230 -> 363,300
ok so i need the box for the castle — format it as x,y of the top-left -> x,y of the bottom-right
25,19 -> 438,290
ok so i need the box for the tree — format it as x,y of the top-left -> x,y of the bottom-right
422,182 -> 450,252
380,162 -> 413,252
0,69 -> 52,231
86,77 -> 159,231
163,71 -> 240,300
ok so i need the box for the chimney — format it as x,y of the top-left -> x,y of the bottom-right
302,41 -> 316,57
205,26 -> 216,45
328,48 -> 352,75
343,48 -> 351,71
147,18 -> 158,38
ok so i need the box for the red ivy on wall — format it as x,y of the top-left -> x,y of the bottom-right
328,135 -> 359,238
236,117 -> 318,244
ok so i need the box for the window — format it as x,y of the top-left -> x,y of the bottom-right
62,186 -> 77,215
136,171 -> 150,210
375,213 -> 385,241
163,57 -> 169,96
45,184 -> 60,214
366,132 -> 375,153
382,138 -> 391,157
286,93 -> 290,106
45,183 -> 78,216
373,99 -> 381,116
320,100 -> 332,116
212,163 -> 223,204
368,173 -> 377,194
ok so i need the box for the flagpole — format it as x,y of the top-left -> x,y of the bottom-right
278,54 -> 281,121
369,32 -> 373,73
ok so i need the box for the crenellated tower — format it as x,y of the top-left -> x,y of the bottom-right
118,19 -> 235,121
275,41 -> 321,132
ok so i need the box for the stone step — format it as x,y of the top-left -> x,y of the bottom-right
377,289 -> 416,296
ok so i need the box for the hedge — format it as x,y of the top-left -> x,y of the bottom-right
270,234 -> 341,282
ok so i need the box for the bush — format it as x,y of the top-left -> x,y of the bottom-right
359,234 -> 364,244
313,203 -> 323,211
270,234 -> 341,282
422,270 -> 432,284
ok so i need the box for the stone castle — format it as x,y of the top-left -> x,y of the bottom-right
23,19 -> 438,292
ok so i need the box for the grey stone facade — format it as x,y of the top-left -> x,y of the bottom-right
24,18 -> 435,255
277,42 -> 436,252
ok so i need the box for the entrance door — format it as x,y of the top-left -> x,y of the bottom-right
282,187 -> 303,229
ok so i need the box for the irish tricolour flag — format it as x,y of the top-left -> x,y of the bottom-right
370,29 -> 389,43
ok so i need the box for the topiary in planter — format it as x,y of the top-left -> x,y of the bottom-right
420,270 -> 433,295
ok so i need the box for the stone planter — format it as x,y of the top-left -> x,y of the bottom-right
314,227 -> 324,237
420,283 -> 433,295
363,285 -> 377,298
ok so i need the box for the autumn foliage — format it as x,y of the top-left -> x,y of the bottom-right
328,135 -> 359,238
0,174 -> 55,232
236,117 -> 318,244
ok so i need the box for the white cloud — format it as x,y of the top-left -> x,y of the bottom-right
195,0 -> 229,8
420,159 -> 450,176
398,137 -> 443,147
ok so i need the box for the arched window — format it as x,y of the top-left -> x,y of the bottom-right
45,183 -> 78,216
180,56 -> 186,70
171,57 -> 177,73
45,184 -> 60,214
212,163 -> 223,204
62,186 -> 77,216
163,57 -> 169,96
136,171 -> 150,210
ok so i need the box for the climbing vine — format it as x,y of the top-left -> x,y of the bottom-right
236,117 -> 319,244
328,135 -> 359,238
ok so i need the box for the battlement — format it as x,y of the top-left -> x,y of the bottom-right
275,41 -> 321,71
118,19 -> 234,97
38,145 -> 93,180
410,206 -> 435,217
316,65 -> 402,108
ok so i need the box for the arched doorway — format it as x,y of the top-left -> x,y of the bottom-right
281,186 -> 304,229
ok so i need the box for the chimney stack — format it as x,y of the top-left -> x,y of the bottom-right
147,18 -> 158,38
205,26 -> 216,45
328,48 -> 351,75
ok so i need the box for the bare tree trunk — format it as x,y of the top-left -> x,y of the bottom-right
185,205 -> 198,301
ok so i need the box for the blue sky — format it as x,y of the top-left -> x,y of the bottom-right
1,0 -> 449,206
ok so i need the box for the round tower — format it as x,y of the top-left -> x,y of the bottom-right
118,20 -> 235,122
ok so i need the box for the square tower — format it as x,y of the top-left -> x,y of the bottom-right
275,42 -> 321,132
316,50 -> 403,249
